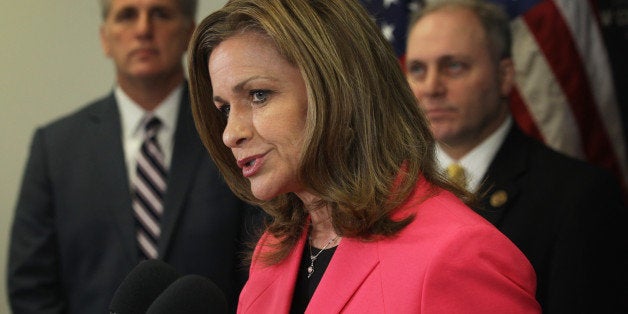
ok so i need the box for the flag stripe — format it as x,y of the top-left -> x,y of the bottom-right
511,16 -> 584,158
523,0 -> 626,184
554,0 -> 627,178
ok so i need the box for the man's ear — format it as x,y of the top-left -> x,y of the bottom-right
499,58 -> 515,97
100,24 -> 111,58
183,21 -> 196,47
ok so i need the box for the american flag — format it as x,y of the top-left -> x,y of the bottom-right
360,0 -> 628,196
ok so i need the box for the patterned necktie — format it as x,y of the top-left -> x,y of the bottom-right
132,116 -> 168,260
446,163 -> 467,189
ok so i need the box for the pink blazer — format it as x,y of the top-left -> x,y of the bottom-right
238,179 -> 541,313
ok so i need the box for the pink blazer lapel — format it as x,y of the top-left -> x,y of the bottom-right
240,227 -> 381,313
239,231 -> 307,313
306,238 -> 380,313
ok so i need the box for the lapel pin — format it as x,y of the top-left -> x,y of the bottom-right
489,190 -> 508,208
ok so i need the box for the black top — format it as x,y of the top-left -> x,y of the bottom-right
290,244 -> 337,313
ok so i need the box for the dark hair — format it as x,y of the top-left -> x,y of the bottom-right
188,0 -> 473,265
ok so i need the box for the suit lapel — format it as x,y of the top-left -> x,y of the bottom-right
158,85 -> 204,257
306,238 -> 379,313
478,125 -> 528,226
86,85 -> 206,263
89,94 -> 139,264
241,232 -> 307,313
242,228 -> 380,313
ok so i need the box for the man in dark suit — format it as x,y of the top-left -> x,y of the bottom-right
7,0 -> 259,313
405,0 -> 627,312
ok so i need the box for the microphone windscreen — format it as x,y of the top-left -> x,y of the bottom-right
109,259 -> 180,314
146,274 -> 228,314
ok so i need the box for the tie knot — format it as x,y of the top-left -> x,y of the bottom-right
144,116 -> 162,138
446,163 -> 467,189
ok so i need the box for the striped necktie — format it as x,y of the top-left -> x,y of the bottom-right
132,116 -> 168,260
446,163 -> 467,189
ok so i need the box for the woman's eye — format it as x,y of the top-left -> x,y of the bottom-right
250,90 -> 270,104
219,104 -> 230,117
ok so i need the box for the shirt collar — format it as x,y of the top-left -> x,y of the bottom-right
116,84 -> 183,139
436,116 -> 512,192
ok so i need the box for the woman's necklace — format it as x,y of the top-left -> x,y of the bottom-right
307,235 -> 339,279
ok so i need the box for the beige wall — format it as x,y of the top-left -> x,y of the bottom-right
0,1 -> 227,312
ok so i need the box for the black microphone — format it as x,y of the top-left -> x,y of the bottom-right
146,274 -> 228,314
109,259 -> 180,314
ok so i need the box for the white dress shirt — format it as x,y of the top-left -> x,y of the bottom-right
116,84 -> 182,187
436,116 -> 512,192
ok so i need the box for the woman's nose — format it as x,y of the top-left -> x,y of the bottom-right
222,107 -> 253,148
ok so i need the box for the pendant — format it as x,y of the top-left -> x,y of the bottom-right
308,256 -> 316,278
307,265 -> 314,278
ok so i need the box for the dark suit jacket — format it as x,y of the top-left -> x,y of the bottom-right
477,125 -> 628,314
8,85 -> 259,313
